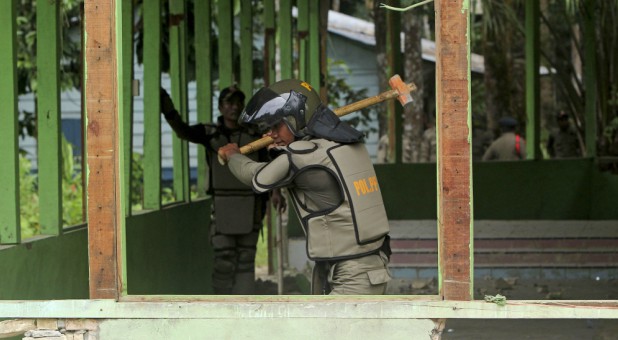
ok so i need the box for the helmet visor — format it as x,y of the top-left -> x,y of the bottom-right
239,88 -> 287,132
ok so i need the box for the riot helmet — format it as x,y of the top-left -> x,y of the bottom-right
239,79 -> 322,137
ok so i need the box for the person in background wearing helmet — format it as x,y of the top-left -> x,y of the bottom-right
482,116 -> 527,161
218,79 -> 392,295
160,86 -> 284,295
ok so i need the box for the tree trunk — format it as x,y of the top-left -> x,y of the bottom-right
373,0 -> 389,138
402,9 -> 425,163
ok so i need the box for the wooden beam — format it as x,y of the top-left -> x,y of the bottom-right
169,0 -> 190,201
279,0 -> 293,80
239,0 -> 253,96
297,0 -> 309,81
435,0 -> 473,301
37,0 -> 62,235
308,0 -> 320,90
0,0 -> 20,244
195,0 -> 212,197
143,0 -> 162,210
525,0 -> 541,160
117,0 -> 133,296
217,0 -> 234,87
84,0 -> 120,299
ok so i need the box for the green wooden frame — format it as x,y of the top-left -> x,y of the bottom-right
0,0 -> 20,245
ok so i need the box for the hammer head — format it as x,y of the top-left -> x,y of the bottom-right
389,74 -> 413,107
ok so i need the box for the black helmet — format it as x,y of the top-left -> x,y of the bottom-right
239,79 -> 322,137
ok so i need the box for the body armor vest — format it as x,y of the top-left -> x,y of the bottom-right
282,139 -> 389,260
206,125 -> 261,195
206,124 -> 263,234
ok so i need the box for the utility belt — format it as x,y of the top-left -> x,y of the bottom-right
311,235 -> 391,295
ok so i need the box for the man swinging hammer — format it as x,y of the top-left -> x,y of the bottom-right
218,78 -> 412,294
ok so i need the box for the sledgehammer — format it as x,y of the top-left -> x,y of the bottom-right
218,74 -> 416,164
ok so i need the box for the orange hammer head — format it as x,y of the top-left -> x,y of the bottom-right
389,74 -> 413,107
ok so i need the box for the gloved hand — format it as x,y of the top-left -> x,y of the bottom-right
160,88 -> 176,115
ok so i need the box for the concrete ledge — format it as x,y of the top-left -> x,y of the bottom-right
1,299 -> 617,319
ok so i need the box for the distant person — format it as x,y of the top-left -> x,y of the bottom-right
473,128 -> 494,161
547,111 -> 581,158
482,116 -> 526,161
376,134 -> 390,163
419,116 -> 436,163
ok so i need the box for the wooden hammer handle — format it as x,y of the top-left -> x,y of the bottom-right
333,82 -> 416,117
218,81 -> 417,164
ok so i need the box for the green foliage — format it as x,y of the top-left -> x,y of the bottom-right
326,59 -> 378,135
131,152 -> 145,208
484,294 -> 507,306
61,136 -> 83,226
19,136 -> 84,239
19,155 -> 40,239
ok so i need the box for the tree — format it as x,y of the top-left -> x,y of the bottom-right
16,0 -> 82,139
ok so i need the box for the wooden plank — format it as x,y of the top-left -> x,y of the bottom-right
194,0 -> 212,197
119,0 -> 134,218
297,0 -> 309,81
525,0 -> 541,159
239,0 -> 253,97
217,0 -> 234,88
37,0 -> 62,235
116,0 -> 133,297
143,0 -> 162,209
84,0 -> 120,300
279,0 -> 293,80
308,0 -> 321,90
0,0 -> 20,244
435,0 -> 473,301
169,0 -> 190,202
263,0 -> 276,85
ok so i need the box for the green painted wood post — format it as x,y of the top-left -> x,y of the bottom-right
143,0 -> 162,210
264,0 -> 276,86
169,0 -> 190,202
37,0 -> 62,235
297,0 -> 309,81
194,0 -> 212,197
120,0 -> 134,216
385,1 -> 403,164
116,0 -> 133,296
239,0 -> 253,97
279,0 -> 293,80
583,0 -> 597,158
0,0 -> 20,244
308,0 -> 321,89
525,0 -> 541,160
218,0 -> 234,88
81,4 -> 89,222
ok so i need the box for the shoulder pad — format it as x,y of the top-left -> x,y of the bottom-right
287,141 -> 317,154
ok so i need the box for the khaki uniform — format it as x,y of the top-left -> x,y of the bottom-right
165,113 -> 268,294
482,132 -> 526,161
547,128 -> 580,158
228,138 -> 391,295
